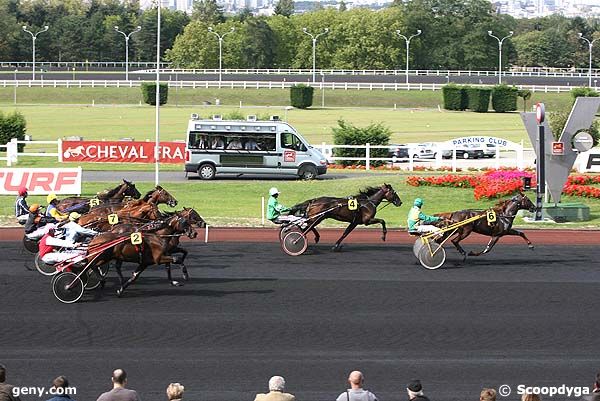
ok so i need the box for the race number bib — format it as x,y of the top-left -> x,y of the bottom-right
486,210 -> 497,224
108,214 -> 119,225
130,232 -> 143,245
89,198 -> 100,207
348,198 -> 358,211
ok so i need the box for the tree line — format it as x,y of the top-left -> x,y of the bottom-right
1,0 -> 599,70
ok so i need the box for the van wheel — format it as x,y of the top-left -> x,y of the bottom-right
198,164 -> 216,180
299,165 -> 317,180
463,153 -> 469,159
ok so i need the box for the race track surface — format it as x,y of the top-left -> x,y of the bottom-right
2,241 -> 599,401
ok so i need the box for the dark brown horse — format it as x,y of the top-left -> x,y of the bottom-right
87,215 -> 197,296
289,183 -> 402,250
57,180 -> 141,214
435,192 -> 536,259
79,202 -> 160,228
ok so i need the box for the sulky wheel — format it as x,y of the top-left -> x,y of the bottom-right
23,236 -> 39,253
279,224 -> 302,242
84,269 -> 102,291
35,253 -> 58,276
52,272 -> 84,304
418,243 -> 446,270
413,238 -> 426,259
282,231 -> 308,256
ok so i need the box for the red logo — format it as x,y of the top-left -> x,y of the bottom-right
283,150 -> 296,162
552,142 -> 564,156
0,168 -> 82,195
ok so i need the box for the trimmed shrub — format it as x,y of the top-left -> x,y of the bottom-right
332,119 -> 391,166
442,84 -> 468,110
571,87 -> 599,105
141,82 -> 169,105
491,85 -> 518,112
466,87 -> 492,112
517,89 -> 532,112
290,84 -> 314,109
549,110 -> 600,147
0,111 -> 27,152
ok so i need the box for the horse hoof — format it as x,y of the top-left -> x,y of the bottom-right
182,274 -> 189,281
314,237 -> 320,244
171,281 -> 183,287
468,251 -> 476,256
116,288 -> 123,297
528,245 -> 534,250
332,245 -> 342,252
381,237 -> 386,242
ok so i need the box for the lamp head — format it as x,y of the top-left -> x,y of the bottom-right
43,25 -> 48,30
416,29 -> 422,34
208,27 -> 214,32
114,25 -> 119,30
230,27 -> 235,32
324,27 -> 329,33
578,32 -> 583,38
136,26 -> 142,31
508,31 -> 514,35
488,30 -> 493,35
302,27 -> 308,33
22,25 -> 27,30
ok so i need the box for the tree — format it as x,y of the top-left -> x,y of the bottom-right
338,1 -> 347,11
135,7 -> 189,61
192,0 -> 224,24
274,0 -> 294,17
240,18 -> 276,68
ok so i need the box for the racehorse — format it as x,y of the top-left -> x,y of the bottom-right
289,183 -> 402,250
57,180 -> 141,214
100,186 -> 178,213
435,192 -> 536,259
78,202 -> 161,228
87,215 -> 197,296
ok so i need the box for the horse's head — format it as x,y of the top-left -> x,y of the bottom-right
382,183 -> 402,206
146,186 -> 178,207
512,192 -> 536,212
180,207 -> 206,228
171,216 -> 197,239
123,180 -> 141,199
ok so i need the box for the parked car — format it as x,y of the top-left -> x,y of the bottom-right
442,143 -> 485,159
388,144 -> 409,162
481,143 -> 497,158
410,143 -> 436,159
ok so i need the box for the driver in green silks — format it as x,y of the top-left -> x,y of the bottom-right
407,198 -> 442,234
267,187 -> 303,224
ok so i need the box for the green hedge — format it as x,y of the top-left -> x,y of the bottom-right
332,119 -> 390,166
442,84 -> 468,110
571,87 -> 599,105
141,82 -> 169,106
290,84 -> 314,109
466,87 -> 492,112
491,85 -> 518,112
0,112 -> 26,152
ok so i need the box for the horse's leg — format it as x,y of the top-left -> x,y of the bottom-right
166,262 -> 183,287
506,228 -> 534,250
307,216 -> 325,244
117,263 -> 147,297
469,236 -> 501,256
364,217 -> 386,241
450,228 -> 471,261
115,260 -> 125,286
333,222 -> 358,251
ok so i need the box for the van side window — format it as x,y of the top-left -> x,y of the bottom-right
281,132 -> 307,152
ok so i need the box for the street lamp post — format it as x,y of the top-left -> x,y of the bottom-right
14,69 -> 17,105
115,25 -> 142,81
578,33 -> 599,88
208,27 -> 235,83
395,29 -> 421,85
22,25 -> 49,80
488,30 -> 514,84
302,27 -> 329,83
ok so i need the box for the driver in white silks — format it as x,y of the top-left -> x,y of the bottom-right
267,187 -> 304,225
63,212 -> 98,242
38,227 -> 86,265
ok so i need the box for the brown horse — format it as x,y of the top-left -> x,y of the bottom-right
289,183 -> 402,250
98,186 -> 178,214
57,180 -> 141,214
79,202 -> 160,229
435,192 -> 536,259
87,215 -> 197,296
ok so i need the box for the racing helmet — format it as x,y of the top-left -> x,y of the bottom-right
414,198 -> 424,207
29,204 -> 40,213
18,186 -> 28,196
269,187 -> 280,196
69,212 -> 81,222
46,193 -> 58,204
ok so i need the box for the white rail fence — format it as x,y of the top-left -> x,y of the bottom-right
0,79 -> 583,93
1,139 -> 534,171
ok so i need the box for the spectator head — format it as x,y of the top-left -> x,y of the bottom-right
166,383 -> 185,400
480,388 -> 497,401
521,394 -> 541,401
348,371 -> 364,389
268,376 -> 286,392
52,376 -> 69,390
407,380 -> 424,399
111,369 -> 127,387
0,364 -> 6,383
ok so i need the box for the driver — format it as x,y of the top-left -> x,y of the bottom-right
407,198 -> 442,234
267,188 -> 303,224
39,227 -> 86,265
15,186 -> 29,224
45,193 -> 68,222
63,212 -> 98,242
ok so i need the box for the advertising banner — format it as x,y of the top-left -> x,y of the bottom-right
61,141 -> 186,164
0,168 -> 82,195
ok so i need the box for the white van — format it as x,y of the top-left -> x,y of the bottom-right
184,115 -> 328,180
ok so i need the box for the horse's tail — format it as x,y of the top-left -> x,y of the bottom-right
288,200 -> 312,217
